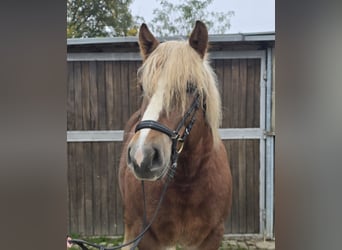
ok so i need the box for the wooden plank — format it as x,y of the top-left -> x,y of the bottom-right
120,61 -> 130,126
67,62 -> 75,130
231,59 -> 240,128
99,143 -> 109,235
246,140 -> 255,233
75,143 -> 85,234
113,61 -> 122,130
134,61 -> 143,111
246,59 -> 256,128
223,140 -> 233,233
230,140 -> 240,233
67,143 -> 78,233
213,59 -> 224,111
254,140 -> 260,232
105,62 -> 115,130
115,142 -> 124,234
89,61 -> 98,130
81,62 -> 90,130
96,61 -> 107,130
74,62 -> 83,130
92,142 -> 102,235
239,59 -> 247,128
107,142 -> 117,235
254,60 -> 261,127
83,142 -> 94,235
221,60 -> 232,128
238,140 -> 247,233
128,61 -> 139,117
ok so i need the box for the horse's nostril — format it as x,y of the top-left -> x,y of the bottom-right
152,147 -> 161,166
127,147 -> 132,164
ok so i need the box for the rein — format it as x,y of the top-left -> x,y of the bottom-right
69,94 -> 200,250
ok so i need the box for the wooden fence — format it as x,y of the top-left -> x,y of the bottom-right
67,34 -> 275,237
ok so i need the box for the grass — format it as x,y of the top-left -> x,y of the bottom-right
68,234 -> 124,250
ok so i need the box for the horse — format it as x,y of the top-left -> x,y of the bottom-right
119,21 -> 232,250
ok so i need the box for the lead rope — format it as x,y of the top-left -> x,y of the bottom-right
69,94 -> 200,250
129,181 -> 147,250
69,172 -> 173,250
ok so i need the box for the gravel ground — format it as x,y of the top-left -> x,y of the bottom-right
68,236 -> 275,250
221,236 -> 275,250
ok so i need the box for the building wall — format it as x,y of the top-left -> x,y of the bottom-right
67,37 -> 274,236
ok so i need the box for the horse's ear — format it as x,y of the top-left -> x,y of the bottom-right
139,23 -> 159,60
189,21 -> 208,59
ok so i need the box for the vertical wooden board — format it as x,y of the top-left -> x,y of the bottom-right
92,142 -> 102,235
238,60 -> 248,128
99,143 -> 109,235
96,62 -> 107,130
231,59 -> 240,128
223,140 -> 233,233
246,139 -> 255,233
105,62 -> 115,130
253,140 -> 260,232
254,60 -> 261,128
107,142 -> 117,235
75,143 -> 85,235
74,61 -> 83,130
83,142 -> 94,235
238,140 -> 247,233
246,59 -> 256,128
246,139 -> 260,233
81,62 -> 91,130
230,140 -> 240,233
89,61 -> 98,130
127,61 -> 137,117
134,61 -> 143,111
115,142 -> 124,234
120,61 -> 130,127
67,62 -> 75,130
221,60 -> 232,128
67,143 -> 78,233
213,59 -> 224,106
112,61 -> 122,130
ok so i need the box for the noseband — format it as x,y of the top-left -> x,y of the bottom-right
135,93 -> 201,179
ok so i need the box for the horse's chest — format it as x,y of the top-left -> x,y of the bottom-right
155,186 -> 215,243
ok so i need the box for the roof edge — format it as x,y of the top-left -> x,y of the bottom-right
67,32 -> 275,45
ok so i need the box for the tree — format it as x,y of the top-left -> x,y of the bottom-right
67,0 -> 138,38
149,0 -> 234,37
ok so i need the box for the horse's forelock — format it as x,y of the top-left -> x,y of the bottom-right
138,41 -> 222,146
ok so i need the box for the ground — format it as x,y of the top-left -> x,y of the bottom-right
68,235 -> 275,250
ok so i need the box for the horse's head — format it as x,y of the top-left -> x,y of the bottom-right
127,21 -> 222,181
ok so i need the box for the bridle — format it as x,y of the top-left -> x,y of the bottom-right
135,92 -> 201,179
69,93 -> 201,250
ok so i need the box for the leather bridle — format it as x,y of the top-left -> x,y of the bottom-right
135,92 -> 201,179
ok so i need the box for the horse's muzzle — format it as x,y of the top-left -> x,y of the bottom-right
127,144 -> 168,181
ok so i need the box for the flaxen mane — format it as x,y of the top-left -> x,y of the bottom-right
137,40 -> 222,145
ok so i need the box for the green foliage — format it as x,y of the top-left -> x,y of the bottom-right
68,235 -> 124,250
149,0 -> 234,37
67,0 -> 138,38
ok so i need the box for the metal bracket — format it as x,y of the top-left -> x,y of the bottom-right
263,130 -> 275,139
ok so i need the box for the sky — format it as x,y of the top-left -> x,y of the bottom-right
130,0 -> 275,34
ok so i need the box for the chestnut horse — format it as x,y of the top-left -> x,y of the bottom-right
119,21 -> 232,250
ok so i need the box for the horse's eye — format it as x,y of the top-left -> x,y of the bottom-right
186,82 -> 196,94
